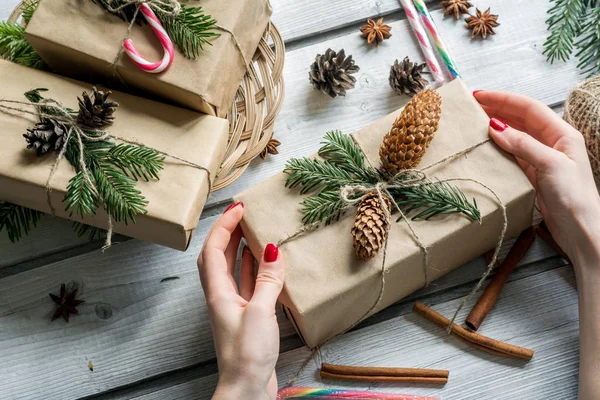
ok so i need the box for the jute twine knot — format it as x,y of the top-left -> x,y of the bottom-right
106,0 -> 181,16
564,74 -> 600,187
0,96 -> 213,250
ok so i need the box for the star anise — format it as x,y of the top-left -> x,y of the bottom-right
465,8 -> 500,39
440,0 -> 473,19
360,18 -> 392,46
49,284 -> 84,322
260,139 -> 281,159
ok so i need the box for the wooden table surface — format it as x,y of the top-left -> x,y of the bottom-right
0,0 -> 581,399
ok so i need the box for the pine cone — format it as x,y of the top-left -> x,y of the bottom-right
389,57 -> 429,97
351,191 -> 392,261
23,120 -> 67,156
77,87 -> 119,129
380,89 -> 442,176
309,48 -> 360,98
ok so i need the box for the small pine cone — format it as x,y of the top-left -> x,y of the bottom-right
23,120 -> 67,156
351,191 -> 392,261
389,57 -> 429,97
309,48 -> 360,98
77,87 -> 119,129
380,89 -> 442,176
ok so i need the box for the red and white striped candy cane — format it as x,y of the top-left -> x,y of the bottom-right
123,3 -> 174,73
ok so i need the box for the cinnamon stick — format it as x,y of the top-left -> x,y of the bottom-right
537,221 -> 571,263
413,301 -> 534,361
320,363 -> 448,384
465,226 -> 536,331
320,371 -> 448,384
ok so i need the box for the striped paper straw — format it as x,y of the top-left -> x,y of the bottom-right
412,0 -> 461,79
399,0 -> 445,86
277,386 -> 440,399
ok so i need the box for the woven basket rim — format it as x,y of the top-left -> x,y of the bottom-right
7,3 -> 285,193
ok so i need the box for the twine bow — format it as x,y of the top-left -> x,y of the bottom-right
279,136 -> 508,350
0,96 -> 213,250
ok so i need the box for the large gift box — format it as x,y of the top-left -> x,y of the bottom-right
235,79 -> 536,348
24,0 -> 272,117
0,60 -> 229,250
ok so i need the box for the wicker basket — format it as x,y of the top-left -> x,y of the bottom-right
8,3 -> 285,192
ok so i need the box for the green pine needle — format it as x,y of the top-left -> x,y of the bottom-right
0,21 -> 45,69
72,221 -> 107,241
156,4 -> 219,59
575,7 -> 600,75
318,130 -> 379,182
284,157 -> 364,195
391,180 -> 481,222
21,0 -> 40,25
64,170 -> 100,218
0,202 -> 43,243
300,190 -> 349,226
107,144 -> 165,181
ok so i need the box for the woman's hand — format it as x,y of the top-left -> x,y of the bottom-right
474,90 -> 600,263
198,202 -> 285,400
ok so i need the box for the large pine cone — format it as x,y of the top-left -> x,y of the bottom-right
77,87 -> 119,129
23,120 -> 67,156
380,89 -> 442,176
351,191 -> 392,261
389,57 -> 429,97
309,48 -> 360,98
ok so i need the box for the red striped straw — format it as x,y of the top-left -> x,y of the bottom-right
399,0 -> 446,86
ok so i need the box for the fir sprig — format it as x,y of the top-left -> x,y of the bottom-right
0,21 -> 45,69
0,202 -> 43,243
21,0 -> 40,24
544,0 -> 600,75
390,181 -> 481,222
284,132 -> 480,227
90,0 -> 219,59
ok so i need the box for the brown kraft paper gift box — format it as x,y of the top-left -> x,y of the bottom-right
24,0 -> 272,117
234,79 -> 536,348
0,60 -> 229,251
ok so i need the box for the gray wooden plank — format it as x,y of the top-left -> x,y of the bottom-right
126,265 -> 579,400
0,211 -> 559,399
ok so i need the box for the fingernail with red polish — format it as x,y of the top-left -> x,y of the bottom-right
223,201 -> 244,214
264,243 -> 279,262
489,118 -> 508,132
473,90 -> 482,96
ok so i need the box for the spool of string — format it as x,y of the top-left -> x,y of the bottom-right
563,75 -> 600,188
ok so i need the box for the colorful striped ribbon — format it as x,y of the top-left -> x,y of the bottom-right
412,0 -> 461,79
277,386 -> 440,399
123,4 -> 175,73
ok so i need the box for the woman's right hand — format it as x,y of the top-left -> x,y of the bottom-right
474,90 -> 600,263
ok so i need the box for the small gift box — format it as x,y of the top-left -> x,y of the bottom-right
0,60 -> 229,250
24,0 -> 272,117
235,79 -> 535,348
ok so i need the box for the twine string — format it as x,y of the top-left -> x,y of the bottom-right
277,136 -> 507,357
0,96 -> 213,249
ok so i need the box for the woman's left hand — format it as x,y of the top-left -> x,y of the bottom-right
198,202 -> 285,400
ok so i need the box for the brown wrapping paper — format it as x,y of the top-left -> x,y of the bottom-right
24,0 -> 272,117
235,79 -> 536,348
0,60 -> 229,250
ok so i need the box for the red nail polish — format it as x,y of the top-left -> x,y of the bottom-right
223,201 -> 243,214
473,90 -> 482,96
489,118 -> 508,132
264,243 -> 279,262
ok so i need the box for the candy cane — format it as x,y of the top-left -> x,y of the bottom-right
123,3 -> 174,73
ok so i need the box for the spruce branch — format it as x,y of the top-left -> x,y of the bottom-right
0,202 -> 43,242
390,180 -> 481,222
0,21 -> 45,69
64,170 -> 100,218
21,0 -> 40,25
284,157 -> 364,194
72,221 -> 107,241
575,7 -> 600,75
318,130 -> 379,182
107,144 -> 164,181
300,190 -> 349,226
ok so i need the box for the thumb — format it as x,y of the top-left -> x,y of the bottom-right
488,117 -> 559,170
251,243 -> 285,309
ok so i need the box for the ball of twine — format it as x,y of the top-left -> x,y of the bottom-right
563,75 -> 600,186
